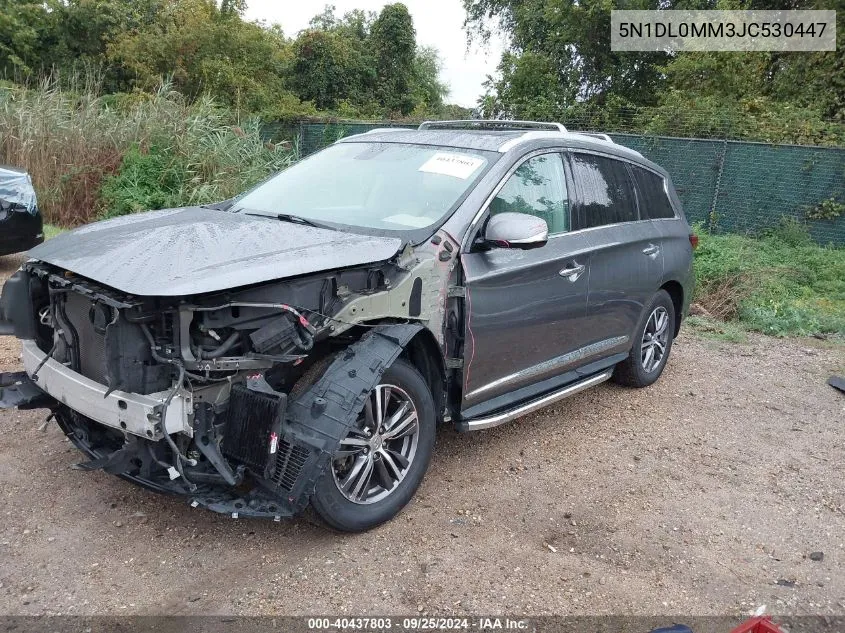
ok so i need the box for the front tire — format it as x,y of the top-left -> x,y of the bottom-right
613,289 -> 676,388
310,358 -> 436,532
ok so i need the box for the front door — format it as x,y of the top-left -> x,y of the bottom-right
460,151 -> 593,416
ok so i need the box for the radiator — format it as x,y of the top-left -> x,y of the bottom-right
63,292 -> 108,385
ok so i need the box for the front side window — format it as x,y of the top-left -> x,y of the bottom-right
234,142 -> 491,232
569,153 -> 638,230
489,153 -> 569,234
630,166 -> 676,220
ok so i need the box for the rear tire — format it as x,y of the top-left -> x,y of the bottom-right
613,289 -> 675,388
310,358 -> 436,532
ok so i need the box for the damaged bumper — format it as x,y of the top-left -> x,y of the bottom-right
14,340 -> 191,438
1,325 -> 425,521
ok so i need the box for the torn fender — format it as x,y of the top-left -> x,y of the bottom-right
271,323 -> 424,513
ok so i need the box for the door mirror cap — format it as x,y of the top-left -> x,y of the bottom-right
484,212 -> 548,250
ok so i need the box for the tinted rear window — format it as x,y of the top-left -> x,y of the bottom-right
569,153 -> 638,230
631,166 -> 676,220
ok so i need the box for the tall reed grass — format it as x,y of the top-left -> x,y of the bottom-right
0,76 -> 298,226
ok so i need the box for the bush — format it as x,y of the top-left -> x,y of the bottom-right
0,77 -> 299,225
100,105 -> 298,219
99,145 -> 186,217
694,220 -> 845,337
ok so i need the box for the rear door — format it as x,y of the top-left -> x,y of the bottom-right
461,151 -> 595,415
628,164 -> 693,289
567,152 -> 664,353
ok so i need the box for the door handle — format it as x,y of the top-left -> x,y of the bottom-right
642,243 -> 660,257
559,262 -> 585,282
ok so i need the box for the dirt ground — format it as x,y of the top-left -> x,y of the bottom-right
0,252 -> 843,617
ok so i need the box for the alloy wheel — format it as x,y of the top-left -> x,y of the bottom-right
641,306 -> 670,373
332,384 -> 420,504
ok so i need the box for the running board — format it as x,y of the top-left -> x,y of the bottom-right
455,370 -> 613,432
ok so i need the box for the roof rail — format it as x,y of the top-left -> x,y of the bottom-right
361,127 -> 410,135
571,131 -> 614,143
418,120 -> 567,133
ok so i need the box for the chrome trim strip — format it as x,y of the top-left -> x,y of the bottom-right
457,370 -> 613,432
22,340 -> 191,439
465,336 -> 628,401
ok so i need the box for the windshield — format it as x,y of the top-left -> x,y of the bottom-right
233,142 -> 492,233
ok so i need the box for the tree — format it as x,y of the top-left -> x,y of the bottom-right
308,4 -> 339,30
0,0 -> 455,120
478,50 -> 578,119
107,0 -> 293,113
219,0 -> 246,17
465,0 -> 844,137
0,0 -> 47,76
463,0 -> 694,116
370,3 -> 417,115
290,29 -> 374,110
412,46 -> 449,112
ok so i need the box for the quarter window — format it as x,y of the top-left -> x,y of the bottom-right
630,166 -> 676,220
489,153 -> 569,234
569,153 -> 638,230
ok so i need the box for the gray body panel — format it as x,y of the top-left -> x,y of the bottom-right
656,217 -> 696,314
27,206 -> 402,296
461,230 -> 595,407
0,125 -> 696,521
450,138 -> 693,417
582,220 -> 665,352
20,128 -> 692,424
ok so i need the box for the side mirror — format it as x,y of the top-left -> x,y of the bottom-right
483,212 -> 548,250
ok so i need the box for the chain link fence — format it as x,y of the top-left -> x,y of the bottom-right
262,120 -> 845,246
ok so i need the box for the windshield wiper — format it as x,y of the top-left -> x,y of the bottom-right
242,211 -> 330,229
200,199 -> 236,211
274,213 -> 323,228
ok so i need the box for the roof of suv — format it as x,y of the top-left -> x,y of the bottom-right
336,123 -> 662,173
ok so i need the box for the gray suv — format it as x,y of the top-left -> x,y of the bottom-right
0,121 -> 694,532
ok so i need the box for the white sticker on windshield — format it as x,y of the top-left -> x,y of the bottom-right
418,153 -> 484,180
382,214 -> 434,228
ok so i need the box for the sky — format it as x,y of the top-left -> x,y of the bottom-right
243,0 -> 507,108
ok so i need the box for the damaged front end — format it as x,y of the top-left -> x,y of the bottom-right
0,235 -> 461,519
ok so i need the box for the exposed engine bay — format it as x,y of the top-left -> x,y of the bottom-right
1,234 -> 463,519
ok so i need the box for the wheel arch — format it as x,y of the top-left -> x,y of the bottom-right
660,280 -> 684,337
399,327 -> 447,422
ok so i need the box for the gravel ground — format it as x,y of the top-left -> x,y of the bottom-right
0,252 -> 843,617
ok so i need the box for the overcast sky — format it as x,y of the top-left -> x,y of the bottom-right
244,0 -> 506,108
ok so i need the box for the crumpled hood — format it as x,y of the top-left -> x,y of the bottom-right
28,207 -> 403,296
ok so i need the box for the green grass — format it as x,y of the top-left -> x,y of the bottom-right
685,315 -> 749,343
43,224 -> 64,240
693,219 -> 845,337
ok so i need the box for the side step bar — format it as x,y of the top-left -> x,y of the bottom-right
456,370 -> 613,432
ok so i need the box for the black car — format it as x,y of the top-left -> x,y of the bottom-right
0,165 -> 43,256
0,121 -> 695,532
